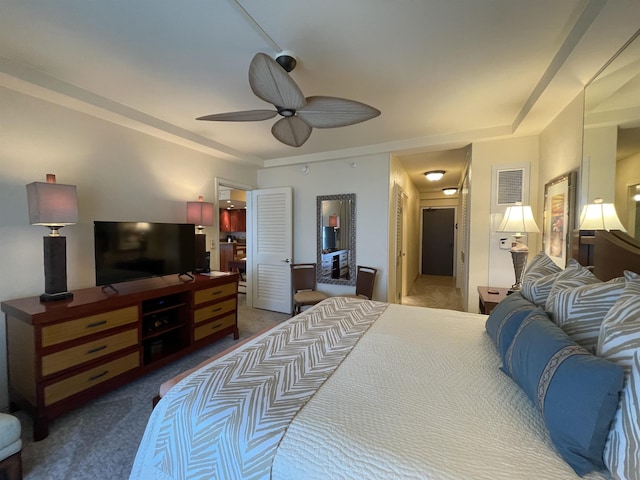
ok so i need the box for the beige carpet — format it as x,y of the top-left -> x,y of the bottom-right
401,274 -> 464,311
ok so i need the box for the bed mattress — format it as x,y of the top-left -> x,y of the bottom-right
272,303 -> 610,479
131,299 -> 611,479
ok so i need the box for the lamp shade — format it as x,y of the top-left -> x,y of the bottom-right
26,177 -> 78,227
328,215 -> 340,227
579,199 -> 626,231
187,196 -> 214,227
497,204 -> 540,234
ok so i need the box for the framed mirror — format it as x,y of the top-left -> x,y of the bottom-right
583,29 -> 640,240
316,194 -> 356,285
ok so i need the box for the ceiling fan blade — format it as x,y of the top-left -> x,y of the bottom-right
271,116 -> 312,147
297,96 -> 381,128
196,109 -> 277,122
249,53 -> 306,110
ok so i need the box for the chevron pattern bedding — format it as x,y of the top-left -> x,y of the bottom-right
130,297 -> 388,480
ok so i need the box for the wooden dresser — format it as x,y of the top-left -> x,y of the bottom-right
1,272 -> 238,441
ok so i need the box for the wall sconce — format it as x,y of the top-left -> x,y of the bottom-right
497,203 -> 540,290
187,195 -> 214,273
26,174 -> 79,302
579,198 -> 626,231
442,187 -> 458,195
424,170 -> 445,181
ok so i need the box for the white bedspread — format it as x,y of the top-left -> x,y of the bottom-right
271,304 -> 611,480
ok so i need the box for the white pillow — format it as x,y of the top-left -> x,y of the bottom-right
521,251 -> 561,281
549,276 -> 624,353
604,349 -> 640,480
597,271 -> 640,370
598,271 -> 640,480
521,257 -> 576,307
544,259 -> 599,316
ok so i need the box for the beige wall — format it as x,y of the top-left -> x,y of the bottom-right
466,135 -> 540,312
538,93 -> 585,238
258,154 -> 390,301
0,87 -> 258,410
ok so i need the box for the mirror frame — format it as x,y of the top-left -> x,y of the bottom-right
316,193 -> 356,286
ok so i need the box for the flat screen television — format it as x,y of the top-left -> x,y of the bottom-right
94,221 -> 196,286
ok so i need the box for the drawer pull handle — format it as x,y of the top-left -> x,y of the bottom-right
89,370 -> 109,382
87,345 -> 107,355
211,323 -> 222,330
211,307 -> 222,313
211,290 -> 223,295
86,320 -> 107,329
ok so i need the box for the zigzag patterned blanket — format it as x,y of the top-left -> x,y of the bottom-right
130,297 -> 388,480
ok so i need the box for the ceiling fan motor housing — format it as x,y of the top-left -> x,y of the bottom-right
275,53 -> 297,72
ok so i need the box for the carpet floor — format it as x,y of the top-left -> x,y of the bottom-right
401,274 -> 464,311
15,296 -> 289,480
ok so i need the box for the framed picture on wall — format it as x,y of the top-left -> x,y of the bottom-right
543,171 -> 577,267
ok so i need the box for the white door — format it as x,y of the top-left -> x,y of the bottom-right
250,187 -> 293,313
394,184 -> 406,304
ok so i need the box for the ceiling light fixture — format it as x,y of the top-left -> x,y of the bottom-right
442,188 -> 458,195
425,170 -> 445,181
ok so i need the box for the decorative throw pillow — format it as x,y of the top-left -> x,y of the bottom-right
549,277 -> 625,353
502,310 -> 624,476
544,259 -> 600,317
521,251 -> 561,282
521,258 -> 579,308
604,350 -> 640,480
485,291 -> 541,358
597,271 -> 640,370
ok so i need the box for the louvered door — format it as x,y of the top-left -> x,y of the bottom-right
250,187 -> 293,313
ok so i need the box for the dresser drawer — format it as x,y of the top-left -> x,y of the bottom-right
41,306 -> 138,348
41,328 -> 139,377
44,351 -> 139,406
194,313 -> 236,342
194,282 -> 236,305
193,298 -> 236,324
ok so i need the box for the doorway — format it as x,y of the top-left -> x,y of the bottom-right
421,207 -> 455,276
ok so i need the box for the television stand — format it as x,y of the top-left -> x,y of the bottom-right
101,284 -> 119,295
1,272 -> 239,441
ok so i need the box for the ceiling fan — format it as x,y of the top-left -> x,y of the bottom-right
196,53 -> 381,147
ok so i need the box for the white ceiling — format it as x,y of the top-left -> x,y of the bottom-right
1,1 -> 639,194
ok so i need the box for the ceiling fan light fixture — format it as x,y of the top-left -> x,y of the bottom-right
197,53 -> 380,147
275,52 -> 297,73
425,170 -> 445,181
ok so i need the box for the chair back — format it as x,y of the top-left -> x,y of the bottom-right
355,265 -> 377,299
291,263 -> 318,292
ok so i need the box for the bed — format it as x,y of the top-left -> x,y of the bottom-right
130,230 -> 640,480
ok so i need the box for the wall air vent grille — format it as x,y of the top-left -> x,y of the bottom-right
496,168 -> 524,205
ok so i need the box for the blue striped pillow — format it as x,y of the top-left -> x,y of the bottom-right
502,311 -> 624,476
485,291 -> 541,358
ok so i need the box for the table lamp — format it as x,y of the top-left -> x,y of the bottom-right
26,174 -> 78,302
497,203 -> 540,290
187,195 -> 214,273
579,198 -> 626,231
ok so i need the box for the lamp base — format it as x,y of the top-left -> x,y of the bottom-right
193,233 -> 209,273
509,248 -> 529,291
40,291 -> 73,302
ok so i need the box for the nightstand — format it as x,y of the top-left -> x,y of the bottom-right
477,286 -> 511,315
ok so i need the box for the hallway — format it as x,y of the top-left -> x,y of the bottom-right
401,275 -> 464,311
